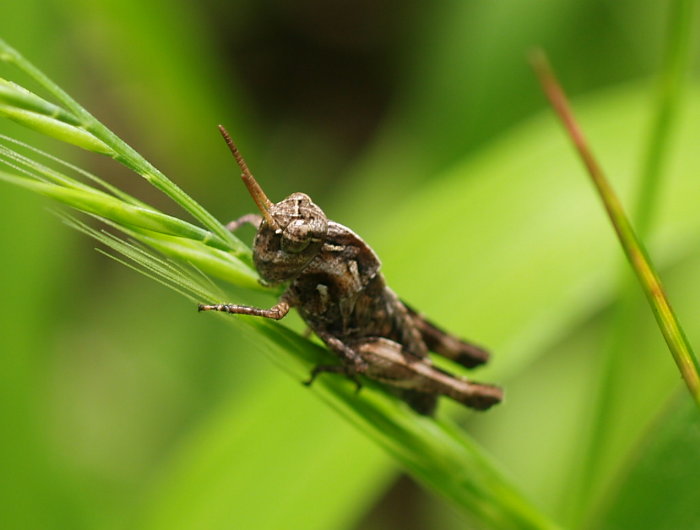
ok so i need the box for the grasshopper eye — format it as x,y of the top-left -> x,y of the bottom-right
281,218 -> 319,253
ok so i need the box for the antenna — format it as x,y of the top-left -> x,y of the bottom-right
218,125 -> 277,228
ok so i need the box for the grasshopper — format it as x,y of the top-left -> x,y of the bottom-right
199,126 -> 502,414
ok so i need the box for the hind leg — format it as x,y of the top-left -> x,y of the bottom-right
352,337 -> 502,412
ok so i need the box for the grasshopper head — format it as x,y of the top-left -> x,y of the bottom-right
218,125 -> 328,283
253,192 -> 328,283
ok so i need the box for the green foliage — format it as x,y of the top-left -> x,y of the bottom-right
0,35 -> 555,530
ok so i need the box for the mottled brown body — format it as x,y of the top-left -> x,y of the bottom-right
286,222 -> 416,355
199,126 -> 502,414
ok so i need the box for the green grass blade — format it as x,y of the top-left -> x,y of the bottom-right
63,214 -> 226,303
0,169 -> 232,251
0,78 -> 113,154
0,38 -> 237,247
0,133 -> 146,205
569,2 -> 698,524
0,172 -> 261,290
530,50 -> 700,406
115,228 -> 262,291
0,77 -> 82,124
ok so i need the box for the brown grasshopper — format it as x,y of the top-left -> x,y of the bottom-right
199,126 -> 503,414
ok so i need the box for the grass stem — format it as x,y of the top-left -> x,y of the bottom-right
530,49 -> 700,407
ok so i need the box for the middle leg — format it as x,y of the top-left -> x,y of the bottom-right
304,332 -> 368,389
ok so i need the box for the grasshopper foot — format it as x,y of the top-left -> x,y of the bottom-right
303,364 -> 363,392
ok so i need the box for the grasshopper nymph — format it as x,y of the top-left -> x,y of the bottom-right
199,126 -> 502,414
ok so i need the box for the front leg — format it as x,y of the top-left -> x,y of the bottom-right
226,213 -> 262,232
198,298 -> 290,320
304,332 -> 368,390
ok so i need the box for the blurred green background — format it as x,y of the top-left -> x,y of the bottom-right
2,1 -> 700,529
